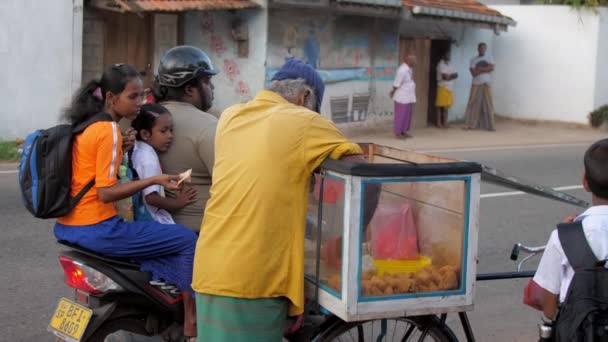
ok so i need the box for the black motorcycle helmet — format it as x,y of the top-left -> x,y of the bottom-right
156,46 -> 218,88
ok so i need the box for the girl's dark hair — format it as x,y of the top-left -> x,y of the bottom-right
152,77 -> 200,103
64,64 -> 140,125
131,103 -> 170,141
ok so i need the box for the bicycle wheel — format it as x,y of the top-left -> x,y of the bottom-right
311,315 -> 458,342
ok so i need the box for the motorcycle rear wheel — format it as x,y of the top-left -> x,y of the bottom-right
86,317 -> 150,342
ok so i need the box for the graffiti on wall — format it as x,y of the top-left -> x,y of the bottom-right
267,10 -> 399,83
200,12 -> 252,102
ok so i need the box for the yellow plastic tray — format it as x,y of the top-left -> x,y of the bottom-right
373,255 -> 432,275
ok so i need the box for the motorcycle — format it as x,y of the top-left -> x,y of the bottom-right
48,240 -> 186,342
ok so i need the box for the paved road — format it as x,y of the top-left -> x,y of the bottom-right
436,144 -> 588,341
0,143 -> 590,341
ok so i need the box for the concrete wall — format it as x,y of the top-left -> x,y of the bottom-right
0,0 -> 82,139
403,6 -> 608,125
184,6 -> 268,115
266,9 -> 399,126
482,5 -> 602,123
594,9 -> 608,109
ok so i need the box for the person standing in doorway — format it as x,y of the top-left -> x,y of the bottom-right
464,42 -> 496,131
435,51 -> 458,128
390,54 -> 416,138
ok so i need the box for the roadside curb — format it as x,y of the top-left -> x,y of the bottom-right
0,162 -> 19,173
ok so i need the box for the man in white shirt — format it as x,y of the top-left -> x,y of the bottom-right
435,52 -> 458,128
464,42 -> 496,131
533,139 -> 608,320
390,54 -> 416,138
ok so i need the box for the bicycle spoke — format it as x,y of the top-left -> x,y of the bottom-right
318,317 -> 455,342
401,324 -> 415,342
371,320 -> 375,341
391,320 -> 398,342
357,325 -> 365,342
417,325 -> 430,342
347,329 -> 355,342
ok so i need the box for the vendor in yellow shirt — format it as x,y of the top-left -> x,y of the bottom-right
192,59 -> 365,341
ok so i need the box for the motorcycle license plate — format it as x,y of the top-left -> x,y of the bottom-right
48,298 -> 92,342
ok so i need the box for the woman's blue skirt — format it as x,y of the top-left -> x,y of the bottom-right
54,216 -> 196,293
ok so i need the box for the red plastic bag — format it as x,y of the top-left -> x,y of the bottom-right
523,278 -> 544,311
321,237 -> 342,268
313,174 -> 344,204
370,202 -> 419,260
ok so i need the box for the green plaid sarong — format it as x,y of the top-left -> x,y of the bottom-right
195,293 -> 288,342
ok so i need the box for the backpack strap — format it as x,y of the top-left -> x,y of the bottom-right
72,112 -> 113,134
68,112 -> 113,207
70,179 -> 95,207
558,221 -> 598,269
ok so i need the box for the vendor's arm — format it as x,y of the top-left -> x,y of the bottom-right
339,154 -> 381,228
304,116 -> 381,227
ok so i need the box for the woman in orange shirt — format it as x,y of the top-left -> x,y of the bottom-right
55,64 -> 197,340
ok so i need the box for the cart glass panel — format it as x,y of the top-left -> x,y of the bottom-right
304,174 -> 346,298
359,177 -> 470,300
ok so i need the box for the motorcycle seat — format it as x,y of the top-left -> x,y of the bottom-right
57,240 -> 140,269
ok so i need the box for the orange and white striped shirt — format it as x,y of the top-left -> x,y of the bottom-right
57,121 -> 122,226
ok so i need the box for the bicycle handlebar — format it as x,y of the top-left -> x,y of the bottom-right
476,270 -> 535,281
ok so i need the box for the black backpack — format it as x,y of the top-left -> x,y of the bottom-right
19,113 -> 114,218
554,221 -> 608,342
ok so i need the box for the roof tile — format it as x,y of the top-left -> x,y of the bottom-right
403,0 -> 504,18
124,0 -> 258,12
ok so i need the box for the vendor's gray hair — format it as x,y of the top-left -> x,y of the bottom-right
266,78 -> 317,111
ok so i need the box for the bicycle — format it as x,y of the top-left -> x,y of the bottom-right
288,243 -> 544,342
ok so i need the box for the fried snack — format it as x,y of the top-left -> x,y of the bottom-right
437,265 -> 459,290
396,272 -> 413,281
397,278 -> 414,293
412,281 -> 425,292
431,270 -> 444,286
370,276 -> 384,288
362,267 -> 460,296
328,274 -> 341,291
362,279 -> 372,295
370,286 -> 383,296
362,271 -> 375,281
425,282 -> 439,292
414,267 -> 433,285
384,286 -> 394,295
386,276 -> 401,289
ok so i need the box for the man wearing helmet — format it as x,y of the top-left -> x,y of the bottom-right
153,45 -> 218,232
